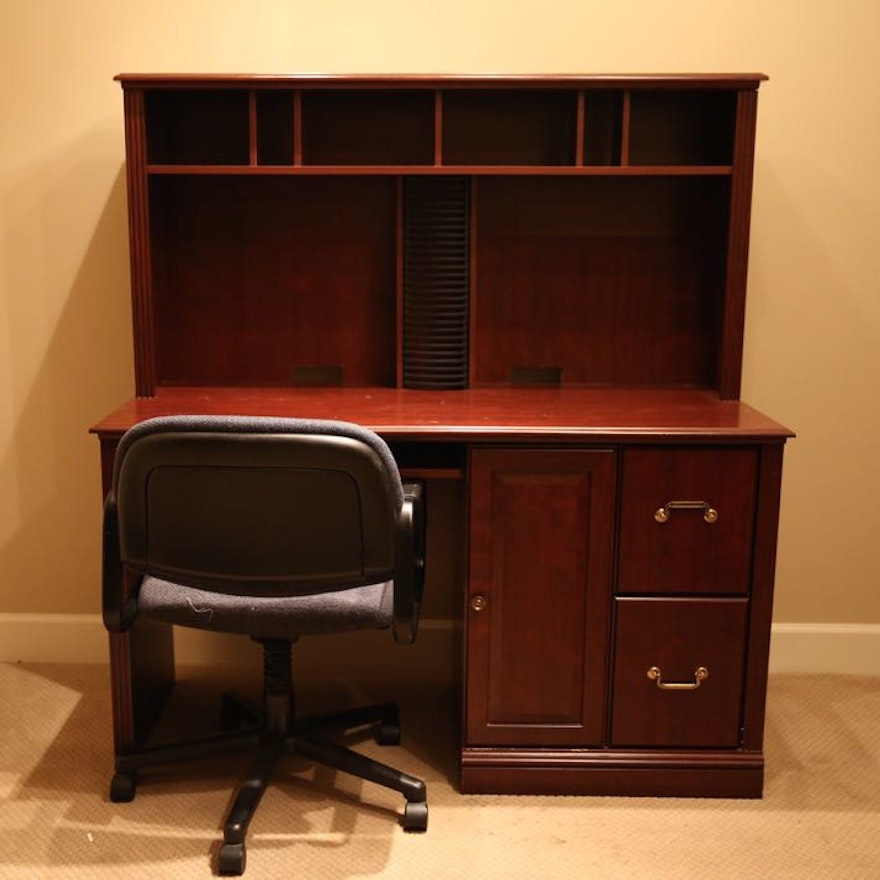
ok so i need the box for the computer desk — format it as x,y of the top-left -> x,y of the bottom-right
92,384 -> 791,798
100,72 -> 793,795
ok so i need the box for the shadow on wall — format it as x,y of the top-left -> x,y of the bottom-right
744,156 -> 880,623
0,121 -> 133,617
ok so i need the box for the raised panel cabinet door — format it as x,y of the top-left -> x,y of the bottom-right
466,448 -> 615,746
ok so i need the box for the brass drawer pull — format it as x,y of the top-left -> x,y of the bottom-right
654,500 -> 718,524
647,665 -> 709,690
470,594 -> 488,612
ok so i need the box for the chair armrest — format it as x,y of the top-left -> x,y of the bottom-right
102,494 -> 138,632
393,481 -> 426,644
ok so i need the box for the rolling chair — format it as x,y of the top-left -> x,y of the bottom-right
102,415 -> 427,875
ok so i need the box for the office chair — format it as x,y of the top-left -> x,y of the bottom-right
102,415 -> 427,875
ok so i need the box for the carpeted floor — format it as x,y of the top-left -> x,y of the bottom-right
1,663 -> 878,878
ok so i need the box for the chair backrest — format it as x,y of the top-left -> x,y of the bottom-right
109,415 -> 404,597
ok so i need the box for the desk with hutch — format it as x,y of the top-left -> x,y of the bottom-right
92,73 -> 793,799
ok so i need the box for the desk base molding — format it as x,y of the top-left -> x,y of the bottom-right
460,748 -> 764,798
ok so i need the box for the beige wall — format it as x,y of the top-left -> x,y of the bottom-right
1,1 -> 878,622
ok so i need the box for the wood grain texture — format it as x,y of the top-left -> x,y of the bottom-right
617,446 -> 759,595
610,597 -> 749,747
122,90 -> 156,396
90,387 -> 792,441
460,747 -> 763,797
719,88 -> 760,398
466,448 -> 614,746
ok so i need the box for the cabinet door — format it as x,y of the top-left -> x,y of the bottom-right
466,448 -> 615,746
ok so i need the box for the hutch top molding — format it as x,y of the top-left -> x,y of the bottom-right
115,73 -> 767,86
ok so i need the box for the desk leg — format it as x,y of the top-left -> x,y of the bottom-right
101,436 -> 176,754
109,620 -> 175,754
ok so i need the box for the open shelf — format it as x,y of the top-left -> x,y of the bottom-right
628,90 -> 737,166
442,89 -> 578,166
255,90 -> 295,165
141,84 -> 740,174
144,164 -> 733,177
301,90 -> 435,165
470,176 -> 730,388
146,90 -> 250,165
148,175 -> 398,387
584,89 -> 624,166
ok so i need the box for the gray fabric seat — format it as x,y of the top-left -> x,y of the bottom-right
138,575 -> 394,639
102,415 -> 428,875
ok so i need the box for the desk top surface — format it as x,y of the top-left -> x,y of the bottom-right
91,387 -> 793,443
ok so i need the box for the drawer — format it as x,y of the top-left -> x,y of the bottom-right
610,597 -> 748,748
618,447 -> 758,595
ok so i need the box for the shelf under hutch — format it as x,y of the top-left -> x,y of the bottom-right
93,73 -> 792,798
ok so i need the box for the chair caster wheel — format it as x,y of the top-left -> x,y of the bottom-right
110,771 -> 136,803
403,800 -> 428,832
375,720 -> 401,745
219,842 -> 246,875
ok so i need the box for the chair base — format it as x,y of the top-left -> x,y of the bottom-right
109,640 -> 428,876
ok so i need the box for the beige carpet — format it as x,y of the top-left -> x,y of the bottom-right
1,662 -> 878,878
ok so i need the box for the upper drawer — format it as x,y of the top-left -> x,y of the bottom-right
618,447 -> 758,595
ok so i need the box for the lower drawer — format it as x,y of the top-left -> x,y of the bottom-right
611,598 -> 748,748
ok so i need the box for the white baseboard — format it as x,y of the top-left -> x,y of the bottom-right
0,614 -> 457,685
0,614 -> 110,664
767,623 -> 880,674
1,614 -> 878,676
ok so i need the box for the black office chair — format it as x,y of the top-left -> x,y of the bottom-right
102,415 -> 427,875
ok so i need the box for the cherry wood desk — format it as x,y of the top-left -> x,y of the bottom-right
96,73 -> 791,796
93,386 -> 791,798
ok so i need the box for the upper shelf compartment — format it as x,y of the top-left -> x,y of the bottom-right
301,89 -> 435,165
628,90 -> 737,166
146,90 -> 250,165
442,90 -> 578,166
130,75 -> 760,174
